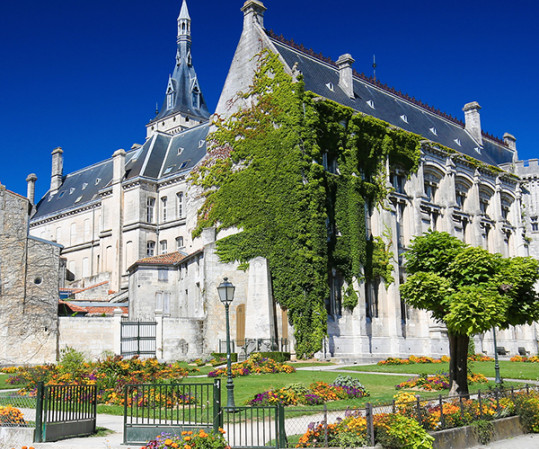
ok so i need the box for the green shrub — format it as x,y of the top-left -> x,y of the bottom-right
375,414 -> 434,449
211,352 -> 238,363
255,352 -> 291,362
514,391 -> 539,433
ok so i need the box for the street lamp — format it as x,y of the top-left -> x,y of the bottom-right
217,277 -> 236,409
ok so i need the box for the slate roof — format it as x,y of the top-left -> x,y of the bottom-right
267,32 -> 514,167
32,123 -> 209,221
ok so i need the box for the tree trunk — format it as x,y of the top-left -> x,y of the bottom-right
448,332 -> 469,397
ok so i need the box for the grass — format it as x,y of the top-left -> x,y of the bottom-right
344,361 -> 539,381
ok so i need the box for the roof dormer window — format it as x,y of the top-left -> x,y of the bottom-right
325,82 -> 334,92
366,100 -> 375,109
429,127 -> 437,136
400,114 -> 408,124
454,138 -> 461,147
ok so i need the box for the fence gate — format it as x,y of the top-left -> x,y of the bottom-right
123,380 -> 221,444
121,320 -> 157,357
34,382 -> 97,442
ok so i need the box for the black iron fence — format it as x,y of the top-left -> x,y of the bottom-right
279,385 -> 539,447
121,320 -> 157,357
35,382 -> 97,442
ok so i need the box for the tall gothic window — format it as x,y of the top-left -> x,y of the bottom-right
177,192 -> 184,218
161,197 -> 168,222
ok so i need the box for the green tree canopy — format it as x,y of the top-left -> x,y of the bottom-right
400,230 -> 539,395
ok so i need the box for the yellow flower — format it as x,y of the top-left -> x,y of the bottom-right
165,439 -> 173,446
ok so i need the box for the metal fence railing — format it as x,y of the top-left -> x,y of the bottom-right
219,405 -> 285,449
280,385 -> 539,447
123,381 -> 221,444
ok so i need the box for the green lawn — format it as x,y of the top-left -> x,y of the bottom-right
344,361 -> 539,381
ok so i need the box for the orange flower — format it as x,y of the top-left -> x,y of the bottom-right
165,439 -> 173,446
183,436 -> 191,441
184,445 -> 192,449
172,444 -> 178,448
181,431 -> 188,436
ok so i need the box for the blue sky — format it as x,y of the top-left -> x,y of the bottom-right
1,0 -> 537,199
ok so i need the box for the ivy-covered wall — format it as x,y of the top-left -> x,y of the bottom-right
191,51 -> 421,357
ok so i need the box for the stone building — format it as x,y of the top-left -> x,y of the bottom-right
0,182 -> 63,365
26,0 -> 538,361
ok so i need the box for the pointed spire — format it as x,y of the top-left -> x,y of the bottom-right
178,0 -> 190,20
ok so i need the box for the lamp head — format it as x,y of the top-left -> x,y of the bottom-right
217,277 -> 235,305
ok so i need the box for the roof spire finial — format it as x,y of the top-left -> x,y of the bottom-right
177,0 -> 191,43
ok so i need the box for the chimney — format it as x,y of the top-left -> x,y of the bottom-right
26,173 -> 37,204
503,133 -> 517,151
336,54 -> 355,98
112,149 -> 126,184
50,147 -> 63,194
241,0 -> 266,32
462,102 -> 482,146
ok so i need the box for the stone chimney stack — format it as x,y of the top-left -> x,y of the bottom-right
462,101 -> 483,146
337,54 -> 355,98
503,133 -> 517,151
241,0 -> 266,32
26,173 -> 37,204
50,147 -> 63,194
112,149 -> 126,184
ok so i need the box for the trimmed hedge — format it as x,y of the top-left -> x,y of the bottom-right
256,352 -> 291,362
211,352 -> 238,363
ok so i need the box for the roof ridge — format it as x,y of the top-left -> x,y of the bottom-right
266,30 -> 508,147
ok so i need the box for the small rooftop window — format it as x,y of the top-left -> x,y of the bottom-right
75,196 -> 82,203
366,100 -> 375,109
47,194 -> 55,202
325,82 -> 334,92
82,183 -> 88,190
58,191 -> 65,198
429,127 -> 437,136
95,178 -> 101,185
164,166 -> 174,175
453,138 -> 461,147
178,147 -> 184,155
69,188 -> 75,195
474,147 -> 482,154
198,140 -> 205,148
400,115 -> 408,124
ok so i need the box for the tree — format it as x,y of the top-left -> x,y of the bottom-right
400,230 -> 539,396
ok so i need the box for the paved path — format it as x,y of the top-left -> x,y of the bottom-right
468,433 -> 538,449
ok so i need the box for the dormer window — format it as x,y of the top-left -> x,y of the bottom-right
167,92 -> 174,110
454,138 -> 462,147
400,115 -> 408,124
429,127 -> 437,136
325,82 -> 334,92
366,100 -> 375,109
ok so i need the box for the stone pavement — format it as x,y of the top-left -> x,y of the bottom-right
468,433 -> 538,449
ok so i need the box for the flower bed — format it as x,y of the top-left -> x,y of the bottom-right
295,389 -> 539,449
143,429 -> 230,449
378,355 -> 448,365
396,372 -> 487,391
510,355 -> 539,363
3,354 -> 189,406
248,377 -> 369,407
0,406 -> 27,426
208,353 -> 295,378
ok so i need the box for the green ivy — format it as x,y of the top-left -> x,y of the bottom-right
191,51 -> 420,357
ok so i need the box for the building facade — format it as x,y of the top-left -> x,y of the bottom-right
26,0 -> 538,361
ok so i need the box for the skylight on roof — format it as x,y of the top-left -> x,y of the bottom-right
178,147 -> 184,155
198,140 -> 205,148
69,188 -> 75,195
95,178 -> 101,185
82,183 -> 88,190
454,138 -> 461,147
58,191 -> 65,198
75,196 -> 82,203
400,115 -> 408,124
474,147 -> 482,154
366,100 -> 375,109
429,127 -> 437,136
325,82 -> 334,92
164,166 -> 173,174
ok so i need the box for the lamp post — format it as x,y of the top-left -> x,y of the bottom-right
217,277 -> 236,409
492,326 -> 502,386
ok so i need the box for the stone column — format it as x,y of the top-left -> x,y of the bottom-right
110,149 -> 125,292
113,308 -> 123,355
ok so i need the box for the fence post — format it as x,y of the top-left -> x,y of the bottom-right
323,403 -> 328,447
213,378 -> 222,432
415,395 -> 422,424
278,404 -> 287,449
478,390 -> 482,419
366,403 -> 375,446
439,395 -> 445,429
34,381 -> 44,443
